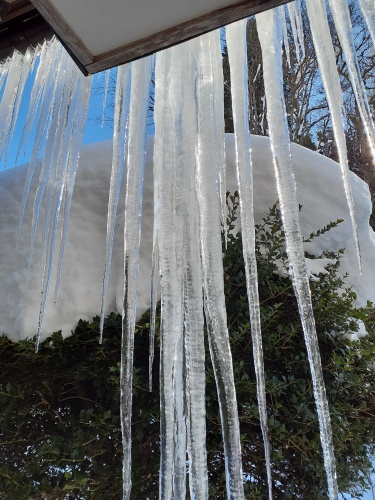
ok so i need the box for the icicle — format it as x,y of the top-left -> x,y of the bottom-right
119,55 -> 153,500
101,68 -> 111,127
212,31 -> 227,246
16,38 -> 56,164
35,53 -> 90,349
18,40 -> 64,250
53,74 -> 92,303
99,64 -> 131,342
280,5 -> 292,68
0,58 -> 9,94
172,38 -> 208,499
288,0 -> 305,61
154,37 -> 208,498
0,50 -> 26,167
226,19 -> 273,500
2,47 -> 35,167
256,9 -> 338,500
328,0 -> 375,161
26,46 -> 70,273
154,47 -> 185,499
196,30 -> 244,499
305,0 -> 362,271
358,0 -> 375,47
149,241 -> 159,392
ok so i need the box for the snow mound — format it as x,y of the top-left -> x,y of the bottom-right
0,135 -> 374,342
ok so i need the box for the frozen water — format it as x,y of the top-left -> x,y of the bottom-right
1,3 -> 375,497
119,55 -> 153,500
1,134 -> 375,497
99,64 -> 131,341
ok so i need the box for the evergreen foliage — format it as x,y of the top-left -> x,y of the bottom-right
1,196 -> 375,499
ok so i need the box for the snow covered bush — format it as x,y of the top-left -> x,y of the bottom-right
0,199 -> 374,499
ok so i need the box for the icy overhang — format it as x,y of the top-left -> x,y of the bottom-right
2,0 -> 293,74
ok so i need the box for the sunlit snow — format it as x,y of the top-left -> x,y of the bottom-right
0,135 -> 373,343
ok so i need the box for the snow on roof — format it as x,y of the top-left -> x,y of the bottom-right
0,134 -> 374,341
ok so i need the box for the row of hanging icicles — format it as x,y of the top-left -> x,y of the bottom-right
1,0 -> 375,498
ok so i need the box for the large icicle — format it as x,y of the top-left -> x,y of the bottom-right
1,47 -> 35,167
226,20 -> 272,500
328,0 -> 375,161
99,64 -> 131,342
196,30 -> 244,499
119,55 -> 153,500
154,37 -> 209,498
305,0 -> 362,271
154,47 -> 185,499
256,9 -> 338,500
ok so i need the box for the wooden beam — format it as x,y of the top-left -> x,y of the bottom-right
86,0 -> 293,74
29,0 -> 93,66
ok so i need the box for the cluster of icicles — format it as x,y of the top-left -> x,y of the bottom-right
1,0 -> 375,498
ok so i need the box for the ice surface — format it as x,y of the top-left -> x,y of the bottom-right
256,8 -> 338,498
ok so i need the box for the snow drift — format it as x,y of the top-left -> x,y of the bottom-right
0,134 -> 374,342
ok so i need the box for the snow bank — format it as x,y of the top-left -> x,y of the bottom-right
0,135 -> 374,342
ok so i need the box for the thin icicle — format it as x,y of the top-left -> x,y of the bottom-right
119,55 -> 153,500
212,32 -> 227,246
280,6 -> 292,68
358,0 -> 375,47
328,0 -> 375,161
196,30 -> 244,499
149,242 -> 159,392
226,19 -> 273,500
305,0 -> 362,272
256,9 -> 338,500
99,64 -> 131,342
2,47 -> 35,167
101,68 -> 111,127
